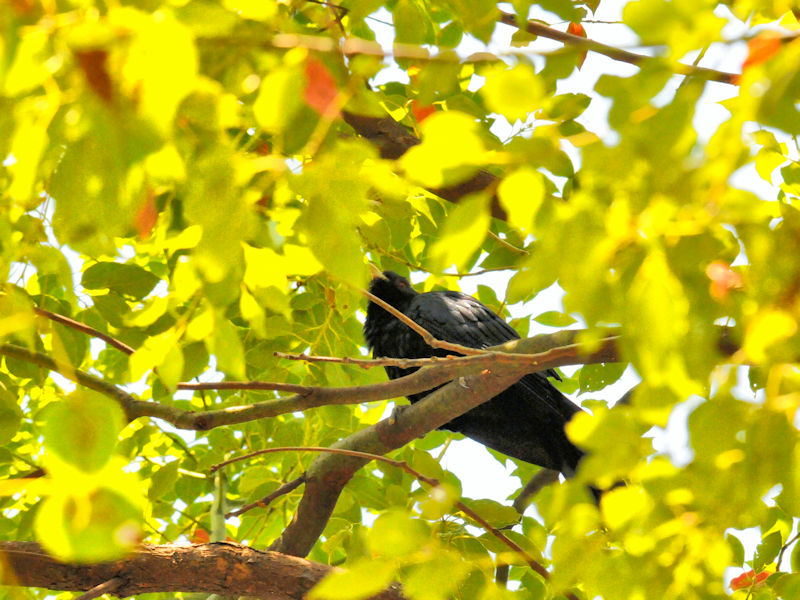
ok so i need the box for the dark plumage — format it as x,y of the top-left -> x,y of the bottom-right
364,270 -> 585,477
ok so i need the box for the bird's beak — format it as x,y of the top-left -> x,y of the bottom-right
368,263 -> 387,280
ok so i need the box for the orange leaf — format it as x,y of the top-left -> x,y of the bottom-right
135,190 -> 158,239
742,32 -> 782,72
411,100 -> 436,123
190,528 -> 210,544
706,261 -> 743,300
304,58 -> 339,116
75,49 -> 113,103
730,569 -> 771,591
567,22 -> 588,69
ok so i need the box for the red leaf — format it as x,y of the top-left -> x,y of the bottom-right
190,528 -> 210,544
411,100 -> 436,123
706,261 -> 743,300
567,22 -> 586,37
75,49 -> 113,104
567,22 -> 588,69
304,58 -> 339,116
730,569 -> 771,591
135,190 -> 158,239
742,32 -> 782,72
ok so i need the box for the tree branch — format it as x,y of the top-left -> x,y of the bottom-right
268,363 -> 540,557
33,306 -> 135,355
0,542 -> 405,600
497,11 -> 738,85
362,289 -> 484,356
214,447 -> 553,582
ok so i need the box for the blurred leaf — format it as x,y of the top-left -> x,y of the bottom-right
367,510 -> 431,558
0,383 -> 22,446
82,262 -> 159,299
481,63 -> 545,122
400,111 -> 487,188
431,194 -> 490,271
35,483 -> 141,563
310,559 -> 395,600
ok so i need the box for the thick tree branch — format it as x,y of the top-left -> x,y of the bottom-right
215,447 -> 553,581
0,331 -> 617,431
269,362 -> 542,557
0,542 -> 404,600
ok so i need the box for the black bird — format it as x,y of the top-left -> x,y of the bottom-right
364,270 -> 585,477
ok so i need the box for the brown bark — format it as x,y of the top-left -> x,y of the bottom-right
0,542 -> 405,600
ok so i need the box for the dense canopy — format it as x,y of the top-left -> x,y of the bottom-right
2,0 -> 800,599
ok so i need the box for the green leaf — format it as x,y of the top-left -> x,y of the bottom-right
309,559 -> 396,600
35,484 -> 142,563
82,262 -> 160,299
754,530 -> 782,570
727,532 -> 745,567
460,499 -> 519,528
0,383 -> 22,447
791,542 -> 800,576
394,0 -> 435,45
401,552 -> 471,600
481,63 -> 545,122
148,461 -> 180,501
42,391 -> 125,473
209,316 -> 245,379
497,167 -> 545,233
367,510 -> 431,558
578,363 -> 628,394
253,66 -> 305,134
533,310 -> 577,327
431,194 -> 490,272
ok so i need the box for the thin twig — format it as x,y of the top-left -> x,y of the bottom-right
513,469 -> 561,513
33,306 -> 135,355
362,289 -> 483,356
226,475 -> 306,518
74,577 -> 124,600
776,531 -> 800,570
487,231 -> 530,255
498,11 -> 738,85
0,344 -> 137,412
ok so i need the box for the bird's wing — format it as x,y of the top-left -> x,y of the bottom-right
406,290 -> 580,420
406,291 -> 520,348
406,291 -> 561,377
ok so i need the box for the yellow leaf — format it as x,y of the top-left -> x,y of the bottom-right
400,111 -> 486,188
744,310 -> 797,363
497,167 -> 545,232
481,63 -> 545,122
309,560 -> 396,600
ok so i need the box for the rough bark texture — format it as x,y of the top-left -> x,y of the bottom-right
0,542 -> 405,600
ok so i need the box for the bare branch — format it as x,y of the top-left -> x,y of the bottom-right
0,542 -> 405,600
226,475 -> 307,518
513,469 -> 561,514
33,306 -> 136,355
362,289 -> 484,355
0,344 -> 137,413
497,11 -> 738,85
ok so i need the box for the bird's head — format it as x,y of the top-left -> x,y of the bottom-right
368,269 -> 418,309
